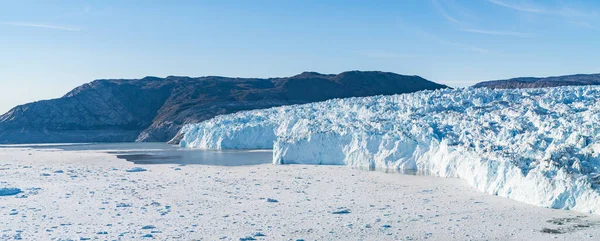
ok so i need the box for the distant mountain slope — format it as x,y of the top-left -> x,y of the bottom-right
0,71 -> 448,144
473,74 -> 600,89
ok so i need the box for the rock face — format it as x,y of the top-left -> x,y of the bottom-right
0,71 -> 448,144
473,73 -> 600,89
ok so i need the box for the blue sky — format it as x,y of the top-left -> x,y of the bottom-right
1,0 -> 599,113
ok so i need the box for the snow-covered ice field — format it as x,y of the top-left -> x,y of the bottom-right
2,147 -> 600,240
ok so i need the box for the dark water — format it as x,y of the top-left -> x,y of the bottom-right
0,143 -> 273,166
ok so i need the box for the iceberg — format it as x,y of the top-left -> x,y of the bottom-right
180,86 -> 600,214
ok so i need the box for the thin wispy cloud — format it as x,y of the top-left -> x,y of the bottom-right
487,0 -> 599,30
462,46 -> 490,54
460,28 -> 534,37
394,10 -> 491,55
56,5 -> 92,19
447,39 -> 490,55
431,1 -> 538,38
487,0 -> 546,13
410,25 -> 492,54
488,0 -> 596,18
567,20 -> 600,30
0,21 -> 81,31
432,0 -> 459,24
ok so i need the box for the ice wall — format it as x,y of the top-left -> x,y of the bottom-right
181,87 -> 600,213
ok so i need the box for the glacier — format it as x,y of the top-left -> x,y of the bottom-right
180,86 -> 600,214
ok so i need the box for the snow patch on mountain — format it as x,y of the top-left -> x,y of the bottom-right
180,87 -> 600,214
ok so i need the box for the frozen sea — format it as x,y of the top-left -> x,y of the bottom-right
0,143 -> 273,166
2,144 -> 600,240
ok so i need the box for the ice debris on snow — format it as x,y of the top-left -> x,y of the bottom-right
332,208 -> 351,214
0,188 -> 22,196
181,86 -> 600,214
116,203 -> 132,208
125,167 -> 147,173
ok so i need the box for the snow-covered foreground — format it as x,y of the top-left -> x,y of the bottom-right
2,148 -> 600,240
180,86 -> 600,214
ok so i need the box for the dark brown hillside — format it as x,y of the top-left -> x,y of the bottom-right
0,71 -> 448,144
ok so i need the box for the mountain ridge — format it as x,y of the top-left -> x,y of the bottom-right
0,71 -> 448,144
473,73 -> 600,89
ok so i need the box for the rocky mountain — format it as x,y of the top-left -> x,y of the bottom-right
473,73 -> 600,89
0,71 -> 448,144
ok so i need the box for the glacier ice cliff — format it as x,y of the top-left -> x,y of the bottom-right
180,86 -> 600,214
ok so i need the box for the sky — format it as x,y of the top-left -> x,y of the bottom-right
1,0 -> 600,113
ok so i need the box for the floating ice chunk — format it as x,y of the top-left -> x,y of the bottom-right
116,203 -> 132,208
0,188 -> 22,196
125,167 -> 147,173
331,208 -> 351,214
239,237 -> 257,241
